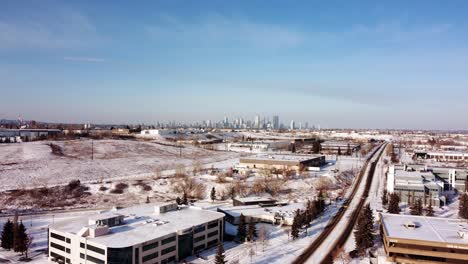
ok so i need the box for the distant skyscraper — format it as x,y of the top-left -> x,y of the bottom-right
290,120 -> 295,130
254,115 -> 260,129
299,122 -> 302,130
273,115 -> 279,130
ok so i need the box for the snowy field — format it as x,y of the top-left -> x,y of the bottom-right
0,139 -> 240,191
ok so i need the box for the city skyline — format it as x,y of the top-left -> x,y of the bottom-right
2,1 -> 468,129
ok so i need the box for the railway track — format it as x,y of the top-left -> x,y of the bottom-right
293,143 -> 387,264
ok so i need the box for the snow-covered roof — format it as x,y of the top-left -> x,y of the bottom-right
241,154 -> 323,163
382,213 -> 468,246
218,203 -> 304,219
50,203 -> 224,248
233,196 -> 276,203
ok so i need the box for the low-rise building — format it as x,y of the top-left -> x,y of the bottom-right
218,202 -> 304,226
48,203 -> 224,264
320,140 -> 360,155
238,154 -> 325,172
381,213 -> 468,264
387,165 -> 445,206
414,150 -> 468,162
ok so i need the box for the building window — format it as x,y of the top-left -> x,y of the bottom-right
207,231 -> 218,238
207,221 -> 218,229
66,238 -> 71,244
194,224 -> 206,233
194,235 -> 205,243
161,256 -> 176,264
194,244 -> 205,252
161,236 -> 176,245
80,253 -> 105,264
50,252 -> 65,261
161,246 -> 176,256
134,248 -> 139,264
51,233 -> 66,242
142,252 -> 158,262
86,244 -> 105,255
50,242 -> 66,252
207,239 -> 218,247
142,241 -> 158,251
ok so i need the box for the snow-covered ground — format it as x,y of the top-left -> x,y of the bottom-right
0,139 -> 240,191
0,210 -> 100,263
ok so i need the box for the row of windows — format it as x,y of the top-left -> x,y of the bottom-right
80,242 -> 106,255
207,239 -> 218,247
143,241 -> 159,252
194,224 -> 206,233
207,221 -> 219,229
50,242 -> 66,252
161,246 -> 176,256
194,244 -> 205,252
161,256 -> 176,264
161,236 -> 176,245
142,251 -> 158,262
207,230 -> 218,238
80,253 -> 105,264
194,235 -> 205,243
50,232 -> 70,243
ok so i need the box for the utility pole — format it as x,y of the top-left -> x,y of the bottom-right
91,140 -> 94,160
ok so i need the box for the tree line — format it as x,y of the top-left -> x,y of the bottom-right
1,213 -> 33,259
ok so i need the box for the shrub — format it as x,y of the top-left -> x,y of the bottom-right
115,183 -> 129,190
99,186 -> 108,192
68,180 -> 81,190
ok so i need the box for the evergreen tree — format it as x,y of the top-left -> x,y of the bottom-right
215,242 -> 226,264
387,193 -> 401,214
459,193 -> 468,219
182,192 -> 188,205
237,214 -> 247,242
14,221 -> 28,254
146,196 -> 150,203
211,187 -> 216,202
354,204 -> 374,255
382,189 -> 388,206
247,218 -> 257,241
176,196 -> 181,205
291,213 -> 300,240
1,219 -> 14,250
426,198 -> 434,217
410,198 -> 423,215
337,147 -> 342,156
317,191 -> 326,213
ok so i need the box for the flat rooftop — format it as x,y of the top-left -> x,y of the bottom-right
240,154 -> 323,163
234,197 -> 276,203
382,213 -> 468,246
219,203 -> 304,219
50,203 -> 224,248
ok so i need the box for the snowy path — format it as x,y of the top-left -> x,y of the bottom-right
303,144 -> 385,264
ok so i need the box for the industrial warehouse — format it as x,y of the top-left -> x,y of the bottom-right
237,154 -> 326,172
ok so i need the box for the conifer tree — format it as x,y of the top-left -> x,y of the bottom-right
410,198 -> 423,215
247,218 -> 257,241
176,196 -> 181,205
291,215 -> 300,240
215,242 -> 226,264
459,193 -> 468,219
354,204 -> 374,255
382,189 -> 388,206
211,187 -> 216,202
182,192 -> 188,205
387,193 -> 401,214
426,198 -> 435,217
237,214 -> 247,242
337,147 -> 342,156
14,221 -> 28,254
1,219 -> 14,250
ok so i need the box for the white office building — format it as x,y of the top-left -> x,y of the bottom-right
48,203 -> 224,264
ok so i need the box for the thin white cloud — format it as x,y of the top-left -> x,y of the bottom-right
145,14 -> 304,50
63,57 -> 106,62
0,10 -> 99,51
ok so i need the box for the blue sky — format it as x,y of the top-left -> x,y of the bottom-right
1,0 -> 468,129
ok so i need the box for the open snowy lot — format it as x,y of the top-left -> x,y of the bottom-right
0,139 -> 240,191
